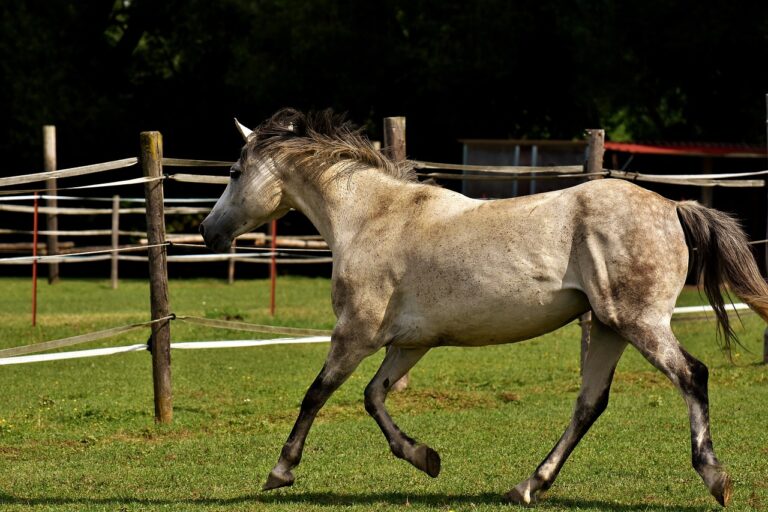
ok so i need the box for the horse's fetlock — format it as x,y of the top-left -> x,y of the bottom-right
538,477 -> 553,492
280,444 -> 302,465
263,467 -> 295,491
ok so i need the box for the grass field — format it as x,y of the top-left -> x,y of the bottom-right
0,277 -> 766,511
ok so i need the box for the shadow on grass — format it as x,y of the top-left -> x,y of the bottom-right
0,490 -> 714,511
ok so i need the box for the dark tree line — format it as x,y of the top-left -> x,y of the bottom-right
1,0 -> 766,173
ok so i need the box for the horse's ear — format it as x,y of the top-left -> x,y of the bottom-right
234,118 -> 253,141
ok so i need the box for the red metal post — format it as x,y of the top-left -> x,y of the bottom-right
270,219 -> 277,316
31,193 -> 39,326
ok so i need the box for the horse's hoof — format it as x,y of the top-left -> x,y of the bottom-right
701,465 -> 733,507
262,469 -> 295,491
711,472 -> 733,507
504,483 -> 535,506
412,444 -> 441,478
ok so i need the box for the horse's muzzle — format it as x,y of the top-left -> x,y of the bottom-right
199,219 -> 232,253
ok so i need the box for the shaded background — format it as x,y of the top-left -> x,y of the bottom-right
2,0 -> 767,168
0,0 -> 767,278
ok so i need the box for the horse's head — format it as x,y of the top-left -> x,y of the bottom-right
200,118 -> 292,253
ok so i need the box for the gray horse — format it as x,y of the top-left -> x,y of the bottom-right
200,109 -> 768,506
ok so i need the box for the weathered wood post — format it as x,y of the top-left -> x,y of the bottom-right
383,116 -> 409,391
43,125 -> 59,284
31,193 -> 39,327
111,195 -> 120,290
581,129 -> 605,371
140,131 -> 173,423
228,240 -> 236,284
764,93 -> 768,364
270,219 -> 277,316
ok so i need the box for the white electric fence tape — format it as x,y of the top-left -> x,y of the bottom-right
0,344 -> 148,366
672,303 -> 750,314
0,337 -> 332,366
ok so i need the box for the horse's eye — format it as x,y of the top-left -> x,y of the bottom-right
230,168 -> 242,180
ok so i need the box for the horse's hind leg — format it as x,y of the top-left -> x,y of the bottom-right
506,319 -> 627,505
619,322 -> 732,506
364,346 -> 440,477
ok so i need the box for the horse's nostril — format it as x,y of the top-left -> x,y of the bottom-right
199,223 -> 206,237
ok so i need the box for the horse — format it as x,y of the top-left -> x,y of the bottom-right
200,108 -> 768,507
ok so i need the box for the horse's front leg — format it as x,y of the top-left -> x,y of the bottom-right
263,339 -> 373,491
364,346 -> 440,477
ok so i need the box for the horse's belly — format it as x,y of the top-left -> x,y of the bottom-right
390,288 -> 589,348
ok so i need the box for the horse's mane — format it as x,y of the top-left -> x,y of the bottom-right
247,108 -> 416,183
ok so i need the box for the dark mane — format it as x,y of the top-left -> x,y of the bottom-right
247,108 -> 416,182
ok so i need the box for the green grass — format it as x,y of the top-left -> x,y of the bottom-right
0,277 -> 766,511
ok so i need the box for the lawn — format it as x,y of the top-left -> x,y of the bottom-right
0,277 -> 766,511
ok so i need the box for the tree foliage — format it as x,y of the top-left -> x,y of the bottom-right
0,0 -> 766,171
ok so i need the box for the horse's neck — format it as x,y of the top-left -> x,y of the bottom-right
283,166 -> 404,252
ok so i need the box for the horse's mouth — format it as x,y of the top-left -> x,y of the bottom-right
199,222 -> 233,253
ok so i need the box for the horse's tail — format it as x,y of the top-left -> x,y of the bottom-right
676,201 -> 768,351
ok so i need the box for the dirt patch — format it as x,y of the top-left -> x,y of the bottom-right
613,370 -> 666,389
388,388 -> 498,413
109,427 -> 196,444
497,391 -> 521,403
0,446 -> 22,459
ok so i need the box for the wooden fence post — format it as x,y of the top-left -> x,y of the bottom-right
43,125 -> 59,284
228,240 -> 236,284
270,219 -> 277,316
383,117 -> 406,162
764,93 -> 768,364
384,116 -> 409,391
580,129 -> 605,372
31,193 -> 39,327
140,131 -> 173,423
111,195 -> 120,290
